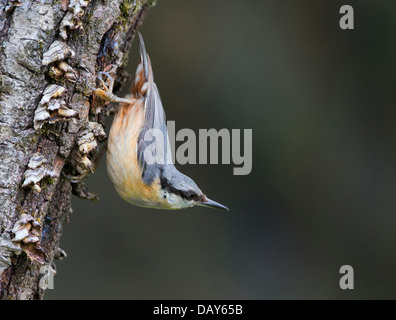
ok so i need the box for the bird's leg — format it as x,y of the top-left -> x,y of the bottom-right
89,71 -> 132,104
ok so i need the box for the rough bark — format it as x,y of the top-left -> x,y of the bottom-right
0,0 -> 154,299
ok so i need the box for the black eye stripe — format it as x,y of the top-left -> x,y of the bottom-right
160,177 -> 204,202
184,191 -> 194,200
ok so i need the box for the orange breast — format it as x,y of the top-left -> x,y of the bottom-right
106,98 -> 164,208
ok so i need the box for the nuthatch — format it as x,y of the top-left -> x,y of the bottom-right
92,33 -> 228,211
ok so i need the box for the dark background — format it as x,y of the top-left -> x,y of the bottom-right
46,0 -> 396,299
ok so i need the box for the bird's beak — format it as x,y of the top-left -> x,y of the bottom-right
200,197 -> 229,211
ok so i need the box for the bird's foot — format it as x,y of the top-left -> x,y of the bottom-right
89,71 -> 132,104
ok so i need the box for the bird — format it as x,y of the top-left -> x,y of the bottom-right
91,33 -> 229,211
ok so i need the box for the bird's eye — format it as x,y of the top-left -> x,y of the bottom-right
186,192 -> 195,200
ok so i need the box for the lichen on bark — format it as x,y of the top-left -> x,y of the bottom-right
0,0 -> 154,299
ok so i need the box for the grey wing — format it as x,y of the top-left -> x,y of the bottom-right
134,33 -> 173,185
137,80 -> 173,185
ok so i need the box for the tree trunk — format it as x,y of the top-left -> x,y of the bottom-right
0,0 -> 154,300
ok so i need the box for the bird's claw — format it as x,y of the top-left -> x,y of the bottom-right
89,71 -> 132,104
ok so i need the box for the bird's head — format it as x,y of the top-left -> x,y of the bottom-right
159,168 -> 229,211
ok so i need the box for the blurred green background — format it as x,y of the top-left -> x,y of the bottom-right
46,0 -> 396,299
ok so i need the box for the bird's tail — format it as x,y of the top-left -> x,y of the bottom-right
131,32 -> 154,97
